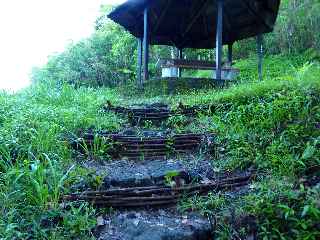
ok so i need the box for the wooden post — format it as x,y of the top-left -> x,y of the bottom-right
178,48 -> 183,78
143,7 -> 149,82
137,38 -> 143,87
215,0 -> 223,82
257,34 -> 263,81
228,43 -> 233,66
178,48 -> 183,59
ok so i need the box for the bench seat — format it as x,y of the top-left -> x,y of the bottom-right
158,58 -> 239,80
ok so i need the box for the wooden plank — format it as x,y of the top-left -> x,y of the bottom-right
159,59 -> 216,68
159,59 -> 239,74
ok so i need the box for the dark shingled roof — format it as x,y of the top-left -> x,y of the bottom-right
108,0 -> 280,49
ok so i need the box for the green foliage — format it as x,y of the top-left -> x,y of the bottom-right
32,6 -> 137,87
79,135 -> 112,160
0,156 -> 96,239
59,203 -> 96,239
164,170 -> 180,186
235,53 -> 310,83
235,0 -> 320,57
179,192 -> 226,215
31,5 -> 171,88
214,65 -> 320,175
169,61 -> 320,239
167,115 -> 190,133
0,84 -> 120,239
165,62 -> 320,176
242,180 -> 320,240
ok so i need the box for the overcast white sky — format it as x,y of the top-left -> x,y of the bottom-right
0,0 -> 125,91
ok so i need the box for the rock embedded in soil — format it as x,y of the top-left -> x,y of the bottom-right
77,157 -> 254,192
103,160 -> 189,188
82,158 -> 215,190
97,210 -> 212,240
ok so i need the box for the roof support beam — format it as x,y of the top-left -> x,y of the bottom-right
242,0 -> 272,31
257,34 -> 263,81
215,0 -> 224,82
152,0 -> 171,36
177,48 -> 183,78
179,0 -> 210,46
182,0 -> 208,36
222,6 -> 234,42
137,38 -> 143,88
228,43 -> 233,66
143,7 -> 149,82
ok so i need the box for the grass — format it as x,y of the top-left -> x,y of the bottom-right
0,83 -> 122,239
0,54 -> 319,239
124,53 -> 314,103
173,61 -> 320,238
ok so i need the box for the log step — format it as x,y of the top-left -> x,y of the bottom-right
64,174 -> 252,208
71,132 -> 213,160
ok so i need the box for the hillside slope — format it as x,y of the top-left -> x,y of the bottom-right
0,57 -> 319,239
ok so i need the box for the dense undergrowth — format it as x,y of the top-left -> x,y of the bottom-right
1,55 -> 319,239
0,86 -> 122,239
174,63 -> 320,239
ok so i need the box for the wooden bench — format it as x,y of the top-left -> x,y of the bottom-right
158,58 -> 239,81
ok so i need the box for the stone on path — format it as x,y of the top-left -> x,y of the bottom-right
97,210 -> 212,240
81,158 -> 215,190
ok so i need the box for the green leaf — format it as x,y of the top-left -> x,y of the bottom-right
302,144 -> 316,160
301,205 -> 310,218
301,222 -> 308,230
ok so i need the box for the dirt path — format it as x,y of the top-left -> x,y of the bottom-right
67,103 -> 252,240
